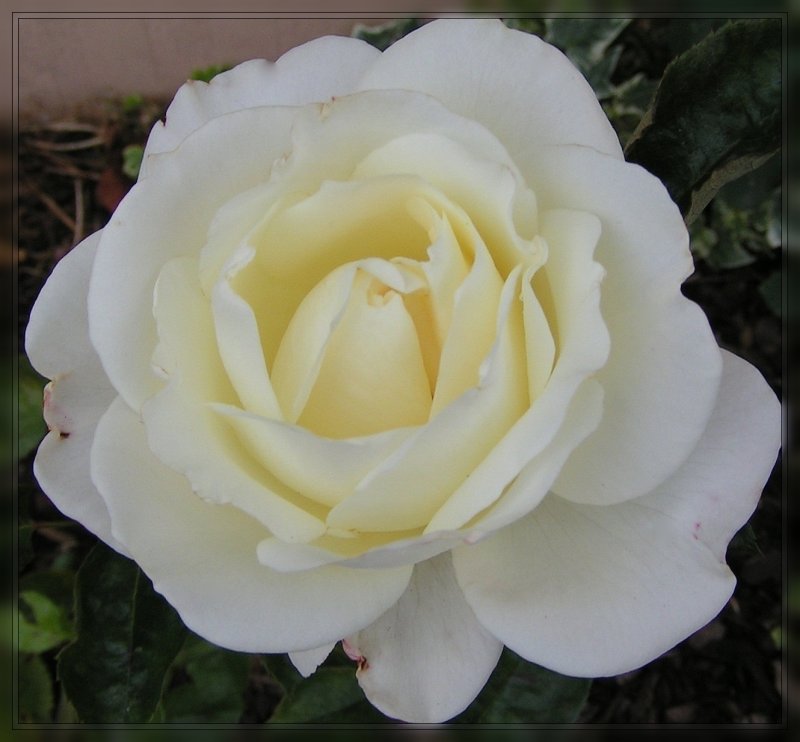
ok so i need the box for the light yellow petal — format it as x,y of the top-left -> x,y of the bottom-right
297,269 -> 432,439
325,268 -> 528,532
429,211 -> 504,416
148,256 -> 326,542
521,259 -> 556,401
354,131 -> 540,277
424,209 -> 608,533
212,403 -> 413,508
211,245 -> 283,419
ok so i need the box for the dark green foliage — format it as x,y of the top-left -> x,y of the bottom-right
268,665 -> 388,723
626,19 -> 781,223
453,648 -> 591,724
57,544 -> 187,723
18,653 -> 54,723
545,18 -> 631,100
18,570 -> 75,653
160,635 -> 250,722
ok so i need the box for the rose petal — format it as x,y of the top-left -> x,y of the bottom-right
256,528 -> 463,573
452,351 -> 779,677
355,19 -> 623,161
211,407 -> 412,509
639,350 -> 781,562
141,36 -> 381,173
91,396 -> 413,653
520,262 -> 556,400
325,268 -> 528,532
295,269 -> 432,438
89,105 -> 298,410
526,145 -> 724,505
470,380 -> 603,534
211,247 -> 283,419
25,233 -> 128,554
425,205 -> 505,415
289,643 -> 335,678
146,256 -> 327,542
424,208 -> 608,533
345,552 -> 502,723
353,131 -> 540,276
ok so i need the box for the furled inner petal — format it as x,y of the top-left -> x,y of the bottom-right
294,267 -> 432,438
324,266 -> 529,533
269,256 -> 432,438
235,176 -> 434,371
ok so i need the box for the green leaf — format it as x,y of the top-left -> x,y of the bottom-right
122,144 -> 144,180
544,18 -> 630,69
352,18 -> 420,51
20,569 -> 75,612
503,18 -> 546,37
189,63 -> 232,82
18,589 -> 74,653
658,18 -> 726,57
57,543 -> 187,722
454,649 -> 591,724
625,19 -> 781,224
121,93 -> 144,113
268,665 -> 388,723
18,653 -> 54,722
582,44 -> 623,100
261,653 -> 303,696
18,354 -> 46,459
162,634 -> 249,722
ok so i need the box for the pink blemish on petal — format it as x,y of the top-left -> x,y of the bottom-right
692,521 -> 702,540
463,531 -> 482,546
341,639 -> 369,672
43,380 -> 72,439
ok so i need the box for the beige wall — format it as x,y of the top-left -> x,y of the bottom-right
18,17 -> 382,116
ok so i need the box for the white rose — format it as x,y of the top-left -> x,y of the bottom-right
26,19 -> 780,723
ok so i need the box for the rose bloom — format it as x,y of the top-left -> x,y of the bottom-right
27,20 -> 780,723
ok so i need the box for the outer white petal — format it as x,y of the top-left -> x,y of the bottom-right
527,144 -> 724,505
141,36 -> 381,173
356,19 -> 622,160
640,350 -> 781,561
25,233 -> 127,554
289,643 -> 335,678
91,396 -> 413,653
453,351 -> 780,678
345,553 -> 502,723
27,232 -> 101,380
